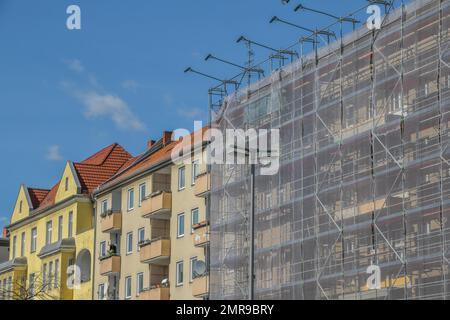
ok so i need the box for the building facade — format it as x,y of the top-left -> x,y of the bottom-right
210,0 -> 450,300
0,144 -> 132,300
93,131 -> 209,300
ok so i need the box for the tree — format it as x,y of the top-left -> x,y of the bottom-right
0,272 -> 60,300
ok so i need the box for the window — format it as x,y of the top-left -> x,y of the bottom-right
190,257 -> 198,283
100,241 -> 106,257
43,264 -> 47,289
65,177 -> 69,191
2,279 -> 6,300
127,188 -> 135,211
191,208 -> 199,233
137,228 -> 145,251
48,261 -> 53,289
54,259 -> 59,288
58,216 -> 63,241
7,277 -> 12,300
101,200 -> 108,215
137,272 -> 144,295
177,213 -> 185,238
46,221 -> 53,245
29,273 -> 35,297
191,160 -> 199,185
31,227 -> 37,253
126,232 -> 133,255
139,183 -> 146,207
98,284 -> 106,300
12,236 -> 16,259
125,276 -> 132,299
19,200 -> 23,213
20,232 -> 25,257
178,166 -> 186,190
176,261 -> 184,286
68,211 -> 73,238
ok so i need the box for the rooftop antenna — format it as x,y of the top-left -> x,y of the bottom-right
205,53 -> 265,88
270,16 -> 336,44
294,2 -> 360,47
237,35 -> 298,72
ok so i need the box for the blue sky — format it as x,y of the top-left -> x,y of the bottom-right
0,0 -> 387,230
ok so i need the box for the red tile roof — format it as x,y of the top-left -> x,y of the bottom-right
99,128 -> 209,191
30,143 -> 133,212
27,188 -> 50,209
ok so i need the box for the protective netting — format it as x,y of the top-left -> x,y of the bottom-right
210,0 -> 450,300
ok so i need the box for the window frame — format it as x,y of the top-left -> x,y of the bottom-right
100,241 -> 106,258
127,188 -> 135,211
175,261 -> 184,287
137,227 -> 145,251
68,211 -> 73,238
30,227 -> 37,253
177,213 -> 185,238
190,256 -> 198,283
125,276 -> 132,299
98,283 -> 105,300
45,221 -> 52,245
191,160 -> 199,185
101,199 -> 108,215
136,272 -> 144,295
178,166 -> 186,190
191,208 -> 199,234
54,259 -> 59,289
126,232 -> 133,255
58,216 -> 63,241
138,183 -> 146,207
20,232 -> 25,257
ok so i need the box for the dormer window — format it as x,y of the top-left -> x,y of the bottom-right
65,177 -> 69,192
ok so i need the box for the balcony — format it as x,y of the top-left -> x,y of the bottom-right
142,191 -> 172,220
195,172 -> 210,197
100,210 -> 122,233
193,222 -> 209,247
139,287 -> 170,300
192,275 -> 209,298
139,238 -> 171,265
99,254 -> 121,275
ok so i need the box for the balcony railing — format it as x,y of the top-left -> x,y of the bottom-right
141,191 -> 172,220
194,172 -> 210,197
139,238 -> 171,265
99,254 -> 121,275
193,221 -> 209,247
192,275 -> 209,298
139,287 -> 170,300
100,210 -> 122,233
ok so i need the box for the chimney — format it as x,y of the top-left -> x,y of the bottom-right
2,227 -> 8,238
163,131 -> 173,146
147,140 -> 156,150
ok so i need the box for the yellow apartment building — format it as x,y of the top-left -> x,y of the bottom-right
93,130 -> 210,300
0,144 -> 132,300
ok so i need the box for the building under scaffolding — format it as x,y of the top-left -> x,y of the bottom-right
209,0 -> 450,300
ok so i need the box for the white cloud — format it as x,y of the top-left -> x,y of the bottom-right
177,107 -> 203,119
76,91 -> 146,131
46,145 -> 63,161
65,59 -> 85,73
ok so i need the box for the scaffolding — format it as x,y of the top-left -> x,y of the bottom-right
209,0 -> 450,300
